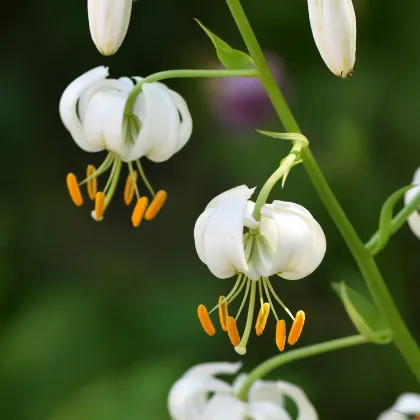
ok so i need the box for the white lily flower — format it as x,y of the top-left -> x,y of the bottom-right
194,186 -> 326,354
378,393 -> 420,419
88,0 -> 133,56
404,168 -> 420,239
168,361 -> 318,420
308,0 -> 357,78
59,66 -> 192,225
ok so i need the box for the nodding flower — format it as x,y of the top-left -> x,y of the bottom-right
194,185 -> 326,355
59,66 -> 192,226
405,167 -> 420,239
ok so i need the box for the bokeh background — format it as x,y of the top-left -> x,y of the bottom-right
1,0 -> 420,418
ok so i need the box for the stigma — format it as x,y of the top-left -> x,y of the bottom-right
197,273 -> 305,355
66,152 -> 167,226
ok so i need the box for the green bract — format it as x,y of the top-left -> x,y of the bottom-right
195,19 -> 253,70
332,282 -> 391,344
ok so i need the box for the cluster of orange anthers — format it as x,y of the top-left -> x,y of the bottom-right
66,162 -> 167,227
197,277 -> 305,354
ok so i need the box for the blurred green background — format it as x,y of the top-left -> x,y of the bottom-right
1,0 -> 420,418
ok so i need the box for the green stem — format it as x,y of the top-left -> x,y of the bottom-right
366,190 -> 420,254
236,334 -> 369,400
226,0 -> 420,381
124,68 -> 258,115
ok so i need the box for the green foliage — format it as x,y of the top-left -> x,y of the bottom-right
332,282 -> 391,344
195,19 -> 253,69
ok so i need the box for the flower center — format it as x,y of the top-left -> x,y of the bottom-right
65,152 -> 167,226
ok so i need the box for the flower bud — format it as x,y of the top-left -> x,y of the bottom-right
308,0 -> 356,78
88,0 -> 132,56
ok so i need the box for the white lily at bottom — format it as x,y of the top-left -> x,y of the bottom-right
168,361 -> 318,420
378,393 -> 420,420
59,66 -> 192,226
404,167 -> 420,239
194,186 -> 326,354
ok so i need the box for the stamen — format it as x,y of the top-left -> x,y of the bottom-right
235,278 -> 251,321
276,320 -> 286,352
218,296 -> 229,331
94,192 -> 106,220
227,316 -> 241,346
262,278 -> 279,321
197,304 -> 216,336
255,302 -> 270,336
135,159 -> 156,197
227,275 -> 247,304
288,310 -> 305,345
265,277 -> 295,320
66,173 -> 83,206
124,171 -> 138,206
145,190 -> 167,221
209,274 -> 243,314
131,197 -> 149,227
86,165 -> 97,200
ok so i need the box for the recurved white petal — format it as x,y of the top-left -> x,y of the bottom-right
202,196 -> 249,279
185,361 -> 242,379
308,0 -> 356,77
202,395 -> 247,420
275,381 -> 318,420
194,208 -> 215,264
205,185 -> 256,210
88,0 -> 132,56
59,66 -> 108,152
248,401 -> 291,420
392,393 -> 420,416
404,168 -> 420,239
125,83 -> 180,162
83,90 -> 130,155
260,201 -> 326,280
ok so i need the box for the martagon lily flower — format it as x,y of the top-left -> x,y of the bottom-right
378,393 -> 420,420
308,0 -> 357,78
404,167 -> 420,239
88,0 -> 133,56
194,186 -> 326,354
168,361 -> 318,420
59,66 -> 192,226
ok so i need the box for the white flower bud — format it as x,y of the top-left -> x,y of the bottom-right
308,0 -> 356,78
88,0 -> 132,56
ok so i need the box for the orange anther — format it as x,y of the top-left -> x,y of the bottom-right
66,173 -> 83,206
255,303 -> 270,336
86,165 -> 97,200
227,316 -> 241,347
218,296 -> 229,332
276,320 -> 286,352
197,304 -> 216,336
145,190 -> 167,221
94,192 -> 106,220
288,310 -> 305,345
124,171 -> 138,206
131,197 -> 149,227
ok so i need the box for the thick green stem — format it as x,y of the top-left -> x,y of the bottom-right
124,68 -> 258,115
236,335 -> 369,400
226,0 -> 420,381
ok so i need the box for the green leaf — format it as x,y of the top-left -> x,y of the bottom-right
195,19 -> 253,70
332,282 -> 391,344
257,130 -> 310,147
371,184 -> 412,255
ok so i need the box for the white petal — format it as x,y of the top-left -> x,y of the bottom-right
167,89 -> 193,153
404,168 -> 420,239
168,376 -> 232,420
88,0 -> 132,56
202,395 -> 247,420
377,411 -> 406,420
59,66 -> 109,152
124,83 -> 180,162
248,401 -> 291,420
83,90 -> 130,156
202,196 -> 249,278
308,0 -> 356,77
194,209 -> 215,264
392,393 -> 420,415
407,211 -> 420,239
260,201 -> 326,280
206,186 -> 256,210
185,361 -> 242,379
248,379 -> 285,407
275,381 -> 318,420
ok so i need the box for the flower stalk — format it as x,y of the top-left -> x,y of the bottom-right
225,0 -> 420,381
